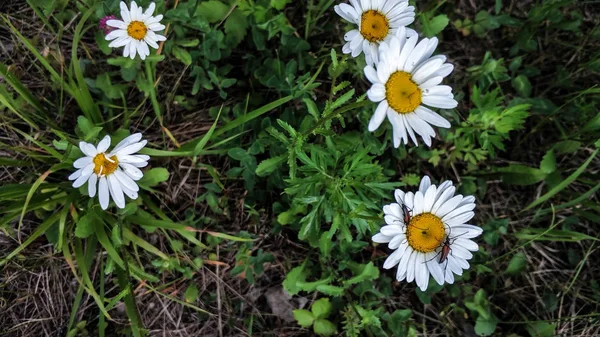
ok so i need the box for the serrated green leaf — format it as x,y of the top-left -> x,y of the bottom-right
313,319 -> 337,336
256,155 -> 286,177
311,298 -> 332,318
303,98 -> 320,119
283,264 -> 307,296
540,150 -> 556,174
316,285 -> 344,297
343,262 -> 379,286
293,309 -> 314,327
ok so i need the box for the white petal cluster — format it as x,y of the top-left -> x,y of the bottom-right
105,1 -> 166,60
372,176 -> 482,291
334,0 -> 415,65
69,134 -> 149,210
365,27 -> 456,147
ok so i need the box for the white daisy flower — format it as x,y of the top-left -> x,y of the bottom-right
69,134 -> 149,210
372,176 -> 482,291
105,1 -> 166,60
334,0 -> 416,66
364,27 -> 457,147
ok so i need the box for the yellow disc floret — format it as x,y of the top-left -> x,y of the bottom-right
385,71 -> 422,113
360,10 -> 389,42
406,213 -> 445,253
93,153 -> 119,177
127,21 -> 148,40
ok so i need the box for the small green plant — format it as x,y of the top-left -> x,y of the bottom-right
293,298 -> 337,336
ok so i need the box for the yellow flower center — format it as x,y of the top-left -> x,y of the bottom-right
93,153 -> 119,176
406,213 -> 445,253
360,10 -> 389,42
127,21 -> 148,40
385,71 -> 422,114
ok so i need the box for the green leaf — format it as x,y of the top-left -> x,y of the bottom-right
494,0 -> 502,14
270,0 -> 291,10
138,168 -> 170,188
343,262 -> 380,287
540,150 -> 556,174
177,39 -> 200,47
293,309 -> 314,328
172,46 -> 192,66
283,264 -> 307,296
494,164 -> 546,186
224,9 -> 249,46
387,309 -> 412,335
316,285 -> 344,297
318,231 -> 333,258
184,284 -> 199,303
196,0 -> 229,23
228,147 -> 249,161
526,322 -> 556,337
296,275 -> 334,292
541,293 -> 558,312
582,112 -> 600,132
313,319 -> 337,336
553,140 -> 581,154
256,154 -> 286,177
311,298 -> 332,319
512,75 -> 532,97
277,210 -> 296,225
75,213 -> 96,238
475,315 -> 498,336
421,14 -> 449,37
504,252 -> 527,275
77,116 -> 103,141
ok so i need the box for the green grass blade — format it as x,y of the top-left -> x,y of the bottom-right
0,63 -> 46,115
515,228 -> 599,242
193,105 -> 222,158
0,211 -> 60,267
0,15 -> 71,94
212,95 -> 294,138
17,165 -> 63,241
95,217 -> 125,268
0,85 -> 39,129
115,261 -> 144,337
74,238 -> 112,319
523,149 -> 598,211
122,227 -> 169,260
71,5 -> 103,123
